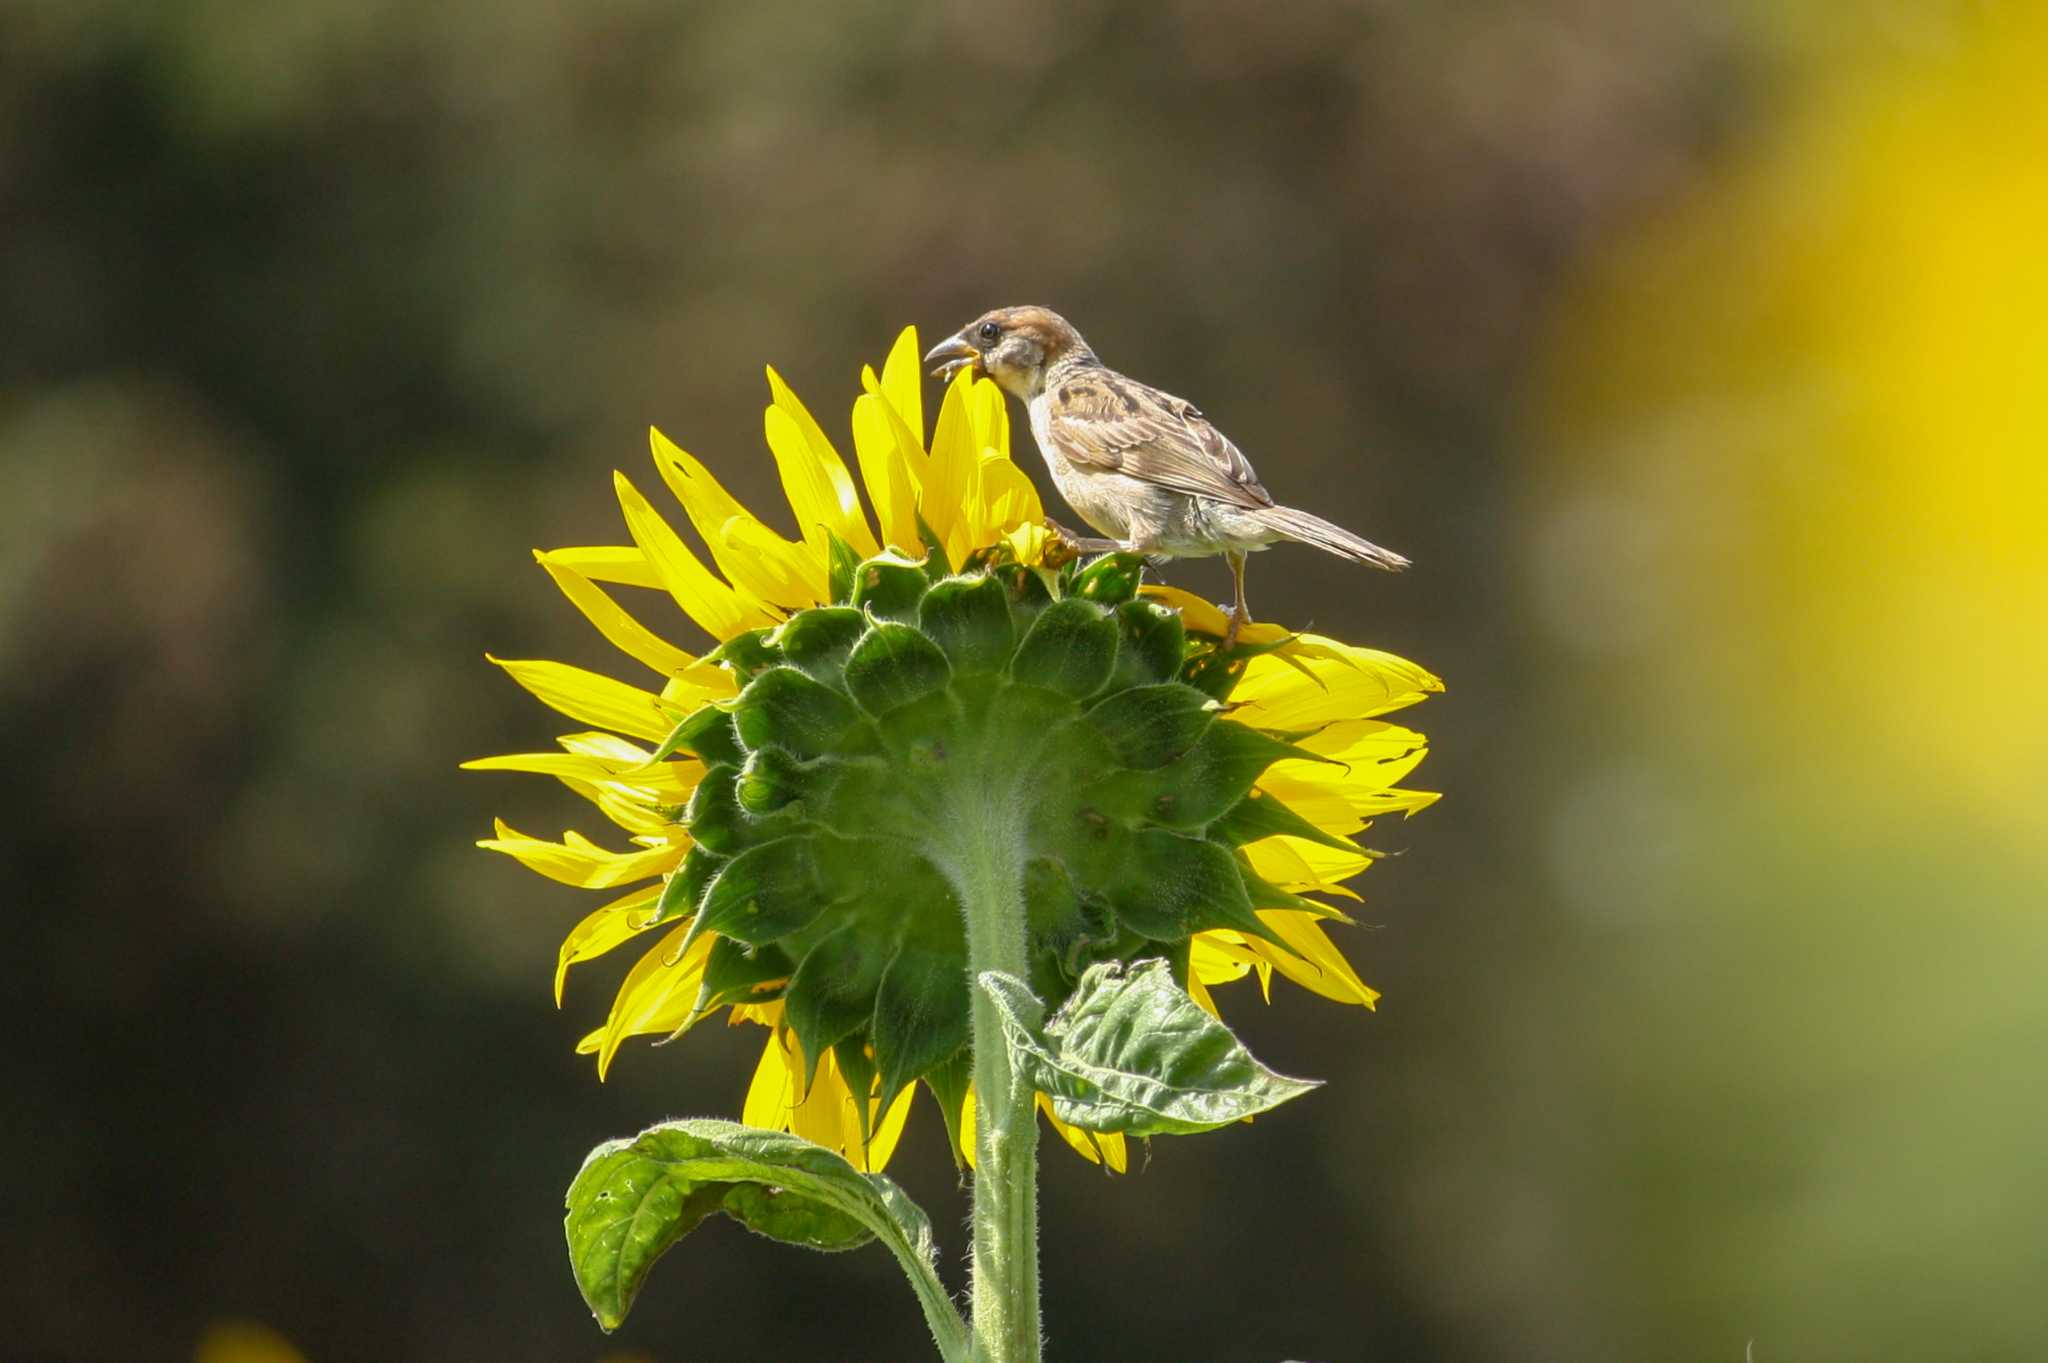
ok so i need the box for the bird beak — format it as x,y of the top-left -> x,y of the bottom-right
924,332 -> 981,382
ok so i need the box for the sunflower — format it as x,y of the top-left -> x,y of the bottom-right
469,327 -> 1439,1174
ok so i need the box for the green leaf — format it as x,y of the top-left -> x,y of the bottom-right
650,844 -> 722,924
783,920 -> 895,1080
1068,551 -> 1148,605
1084,683 -> 1216,769
826,532 -> 863,605
693,935 -> 792,1013
770,606 -> 867,684
1112,599 -> 1187,689
851,552 -> 932,621
1105,828 -> 1276,944
565,1118 -> 968,1361
1009,597 -> 1119,697
658,705 -> 745,766
695,836 -> 834,944
1213,787 -> 1363,854
978,961 -> 1319,1137
918,574 -> 1015,674
707,628 -> 781,680
872,941 -> 971,1103
731,666 -> 858,759
921,1049 -> 974,1171
844,621 -> 953,716
680,763 -> 751,853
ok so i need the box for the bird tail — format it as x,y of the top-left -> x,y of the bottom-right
1257,505 -> 1411,571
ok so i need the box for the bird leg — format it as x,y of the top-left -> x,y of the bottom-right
1223,549 -> 1250,648
1045,518 -> 1126,556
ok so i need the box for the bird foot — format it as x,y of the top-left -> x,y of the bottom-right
1219,605 -> 1247,649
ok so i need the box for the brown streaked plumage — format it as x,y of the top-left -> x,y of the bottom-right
925,306 -> 1408,643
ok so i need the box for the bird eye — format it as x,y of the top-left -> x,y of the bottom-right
977,321 -> 1001,343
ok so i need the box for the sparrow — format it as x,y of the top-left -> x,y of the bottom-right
926,306 -> 1408,644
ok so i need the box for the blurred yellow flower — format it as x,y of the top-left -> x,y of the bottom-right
1533,7 -> 2047,841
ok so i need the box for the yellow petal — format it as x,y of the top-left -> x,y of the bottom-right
1256,770 -> 1441,833
1039,1095 -> 1128,1173
478,818 -> 683,889
487,655 -> 674,741
557,731 -> 656,763
1248,910 -> 1380,1008
743,1026 -> 798,1129
1230,646 -> 1444,728
763,366 -> 879,558
971,454 -> 1044,543
921,371 -> 978,565
1244,834 -> 1372,897
554,883 -> 663,1004
1190,931 -> 1255,986
878,325 -> 925,454
852,392 -> 926,555
968,375 -> 1009,463
614,471 -> 779,641
555,777 -> 675,837
852,1074 -> 917,1173
649,428 -> 824,609
535,552 -> 705,679
590,925 -> 716,1078
1001,521 -> 1057,567
544,545 -> 665,590
1252,718 -> 1435,838
465,748 -> 703,805
1139,585 -> 1298,648
960,1084 -> 978,1170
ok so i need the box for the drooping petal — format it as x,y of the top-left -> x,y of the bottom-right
477,818 -> 683,889
553,883 -> 663,1004
1191,931 -> 1255,986
763,367 -> 879,558
1039,1094 -> 1129,1174
1230,646 -> 1445,727
614,471 -> 780,641
486,655 -> 674,741
1253,718 -> 1437,836
535,551 -> 706,678
1244,834 -> 1372,897
590,925 -> 716,1078
852,1071 -> 917,1173
649,428 -> 824,609
1247,910 -> 1380,1008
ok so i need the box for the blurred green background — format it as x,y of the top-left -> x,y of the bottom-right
5,2 -> 2042,1360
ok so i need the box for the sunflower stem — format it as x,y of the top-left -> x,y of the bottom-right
950,801 -> 1042,1363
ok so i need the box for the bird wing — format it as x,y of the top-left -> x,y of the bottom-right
1046,370 -> 1275,510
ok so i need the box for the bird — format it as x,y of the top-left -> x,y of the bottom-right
924,306 -> 1408,646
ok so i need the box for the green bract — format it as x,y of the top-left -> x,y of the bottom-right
655,546 -> 1337,1123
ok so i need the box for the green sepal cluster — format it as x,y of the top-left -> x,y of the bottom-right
652,545 -> 1357,1126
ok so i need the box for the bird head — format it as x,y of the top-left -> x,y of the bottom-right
925,306 -> 1092,400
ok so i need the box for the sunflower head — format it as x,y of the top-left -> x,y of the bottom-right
471,327 -> 1440,1171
